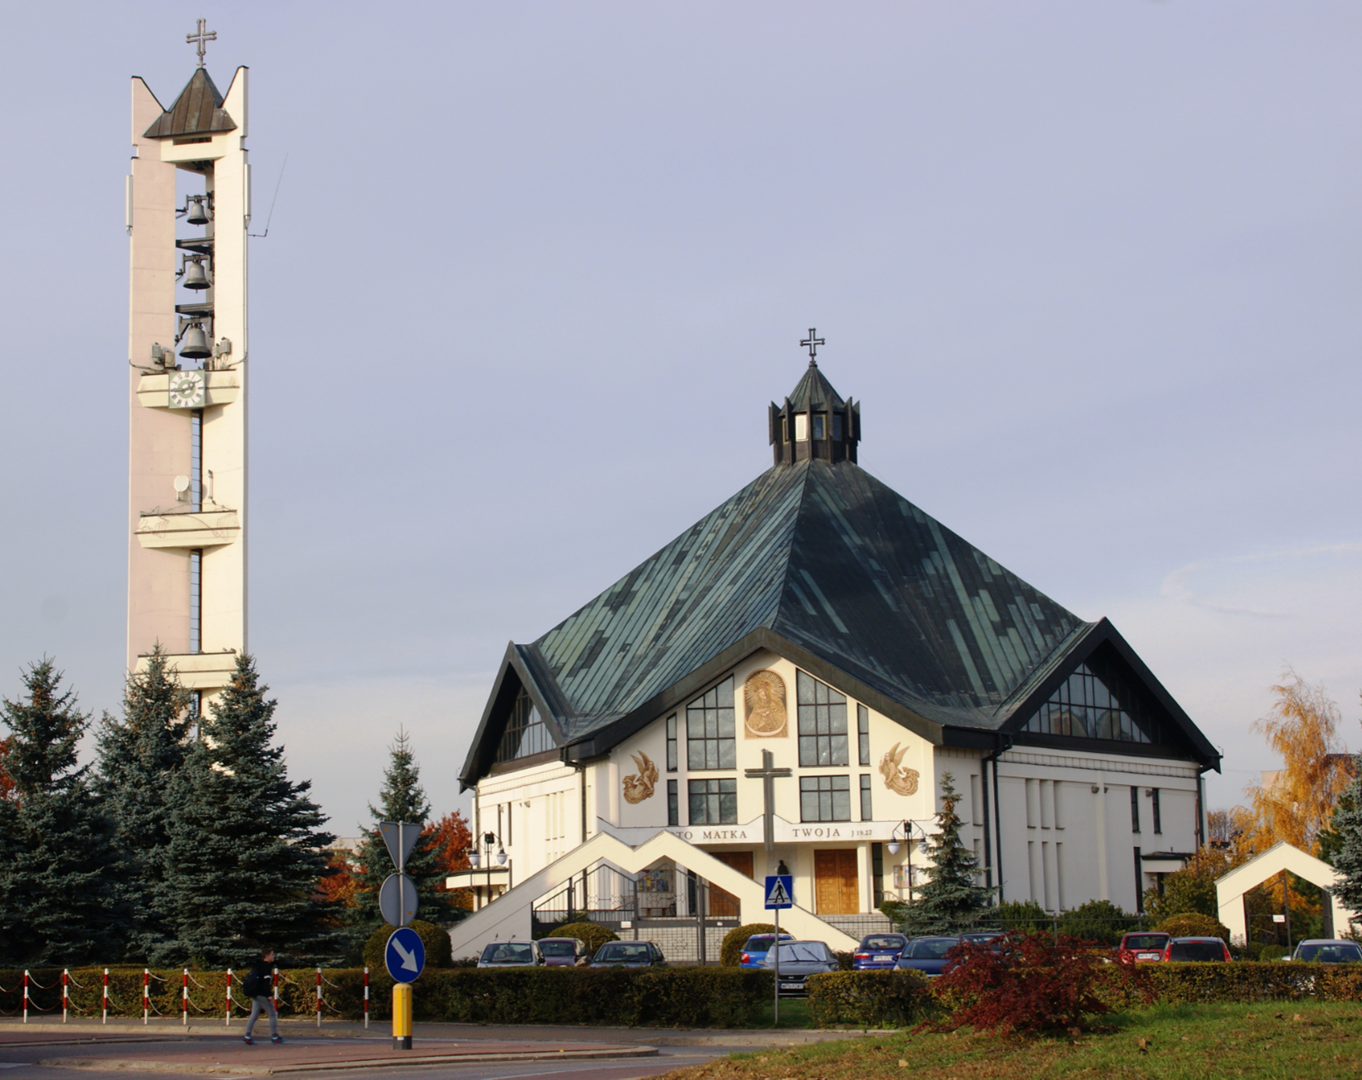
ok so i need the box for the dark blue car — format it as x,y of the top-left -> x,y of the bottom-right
894,936 -> 962,977
739,932 -> 794,969
853,933 -> 909,970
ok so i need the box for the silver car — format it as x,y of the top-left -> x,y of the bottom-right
1289,939 -> 1362,963
477,940 -> 545,968
759,939 -> 837,996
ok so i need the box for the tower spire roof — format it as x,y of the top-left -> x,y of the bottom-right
786,360 -> 846,413
143,67 -> 237,140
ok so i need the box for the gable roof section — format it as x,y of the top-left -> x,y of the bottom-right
143,68 -> 237,139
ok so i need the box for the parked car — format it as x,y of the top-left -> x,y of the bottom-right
1289,940 -> 1362,963
593,941 -> 667,967
1117,931 -> 1172,962
958,931 -> 1008,949
740,932 -> 794,969
537,937 -> 592,966
894,936 -> 962,977
1163,937 -> 1231,962
760,939 -> 838,995
852,933 -> 909,970
477,940 -> 545,968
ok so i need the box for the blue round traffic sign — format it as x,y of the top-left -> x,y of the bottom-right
385,927 -> 425,983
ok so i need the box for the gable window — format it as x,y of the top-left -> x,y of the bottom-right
800,775 -> 851,822
1022,659 -> 1165,745
857,704 -> 870,766
495,686 -> 554,763
689,778 -> 737,824
798,671 -> 848,767
666,715 -> 677,772
687,677 -> 735,770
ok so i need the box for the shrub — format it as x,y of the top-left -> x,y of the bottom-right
1155,912 -> 1232,941
990,900 -> 1049,935
362,920 -> 453,971
720,923 -> 776,967
547,922 -> 617,955
1056,899 -> 1130,946
931,934 -> 1151,1034
806,970 -> 934,1027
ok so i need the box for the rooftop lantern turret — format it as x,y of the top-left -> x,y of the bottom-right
769,329 -> 861,466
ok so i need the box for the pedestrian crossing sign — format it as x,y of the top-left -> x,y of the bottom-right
764,874 -> 794,910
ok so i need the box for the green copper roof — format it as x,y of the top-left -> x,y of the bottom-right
523,458 -> 1084,741
785,362 -> 846,412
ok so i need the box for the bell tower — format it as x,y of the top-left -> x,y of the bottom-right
126,23 -> 249,705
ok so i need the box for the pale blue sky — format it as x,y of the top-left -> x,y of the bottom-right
1,1 -> 1359,832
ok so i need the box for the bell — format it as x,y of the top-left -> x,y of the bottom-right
186,196 -> 211,225
179,323 -> 212,359
182,257 -> 210,290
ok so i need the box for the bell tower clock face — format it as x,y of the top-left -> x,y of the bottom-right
167,370 -> 206,409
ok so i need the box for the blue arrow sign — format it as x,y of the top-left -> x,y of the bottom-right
385,927 -> 425,983
764,874 -> 794,910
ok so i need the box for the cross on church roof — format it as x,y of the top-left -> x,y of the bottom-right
800,328 -> 825,366
187,18 -> 216,68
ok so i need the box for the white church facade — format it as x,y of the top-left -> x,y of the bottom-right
448,355 -> 1221,956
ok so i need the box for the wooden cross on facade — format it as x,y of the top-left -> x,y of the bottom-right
800,328 -> 825,365
187,19 -> 216,68
744,748 -> 793,852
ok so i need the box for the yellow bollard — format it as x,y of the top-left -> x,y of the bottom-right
392,983 -> 412,1050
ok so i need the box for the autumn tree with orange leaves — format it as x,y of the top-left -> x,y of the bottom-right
424,811 -> 473,910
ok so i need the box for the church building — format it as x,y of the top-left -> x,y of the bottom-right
448,345 -> 1220,957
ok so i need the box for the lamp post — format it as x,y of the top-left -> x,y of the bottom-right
887,822 -> 930,906
466,832 -> 507,910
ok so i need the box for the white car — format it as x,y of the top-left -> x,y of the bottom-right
476,940 -> 545,968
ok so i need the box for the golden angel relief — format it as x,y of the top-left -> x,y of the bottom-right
743,669 -> 788,737
622,752 -> 659,804
880,742 -> 920,796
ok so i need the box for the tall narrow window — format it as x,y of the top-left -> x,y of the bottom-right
797,671 -> 848,767
832,414 -> 843,440
799,776 -> 851,822
1133,847 -> 1144,913
189,548 -> 202,654
794,414 -> 809,441
811,414 -> 826,439
667,780 -> 679,826
871,842 -> 884,908
860,774 -> 873,820
688,778 -> 737,824
1130,786 -> 1141,833
1151,788 -> 1162,834
495,686 -> 555,763
190,409 -> 203,511
687,678 -> 735,770
857,704 -> 870,766
666,715 -> 677,772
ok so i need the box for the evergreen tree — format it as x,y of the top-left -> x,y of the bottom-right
896,772 -> 995,934
351,731 -> 453,941
94,646 -> 192,961
1327,767 -> 1362,915
164,654 -> 337,967
0,660 -> 123,963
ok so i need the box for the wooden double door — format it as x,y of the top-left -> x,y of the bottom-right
708,851 -> 753,918
814,849 -> 860,915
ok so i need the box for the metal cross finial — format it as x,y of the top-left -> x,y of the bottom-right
800,328 -> 825,366
187,18 -> 216,68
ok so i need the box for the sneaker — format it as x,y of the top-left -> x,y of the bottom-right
243,1035 -> 254,1045
270,1036 -> 285,1044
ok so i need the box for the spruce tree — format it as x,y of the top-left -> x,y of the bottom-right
0,660 -> 123,963
165,654 -> 337,967
897,772 -> 995,935
1327,767 -> 1362,915
94,646 -> 192,961
351,731 -> 452,942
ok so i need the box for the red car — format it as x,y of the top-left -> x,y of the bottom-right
1117,931 -> 1171,962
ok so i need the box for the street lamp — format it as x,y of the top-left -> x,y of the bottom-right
466,832 -> 507,909
886,821 -> 930,905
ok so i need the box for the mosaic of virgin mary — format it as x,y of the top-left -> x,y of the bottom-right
743,669 -> 788,737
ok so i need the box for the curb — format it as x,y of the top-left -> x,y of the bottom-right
38,1045 -> 660,1075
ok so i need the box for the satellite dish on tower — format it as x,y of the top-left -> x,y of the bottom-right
174,475 -> 191,501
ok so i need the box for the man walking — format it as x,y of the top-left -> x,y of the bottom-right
242,948 -> 284,1045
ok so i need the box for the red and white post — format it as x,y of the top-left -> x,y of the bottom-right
142,969 -> 149,1025
62,970 -> 69,1023
22,970 -> 28,1024
225,969 -> 233,1026
182,970 -> 189,1026
363,968 -> 369,1030
315,967 -> 322,1028
102,969 -> 109,1025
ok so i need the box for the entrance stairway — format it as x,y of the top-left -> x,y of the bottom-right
447,830 -> 858,960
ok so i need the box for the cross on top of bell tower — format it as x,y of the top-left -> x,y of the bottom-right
187,18 -> 216,68
800,328 -> 825,367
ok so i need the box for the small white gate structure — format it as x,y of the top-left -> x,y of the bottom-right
1215,840 -> 1358,945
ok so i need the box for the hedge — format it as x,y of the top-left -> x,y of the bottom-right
0,967 -> 772,1028
805,970 -> 935,1028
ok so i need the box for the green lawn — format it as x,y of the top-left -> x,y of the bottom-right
665,1001 -> 1362,1079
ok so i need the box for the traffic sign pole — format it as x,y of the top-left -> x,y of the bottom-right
392,983 -> 412,1050
773,905 -> 780,1027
